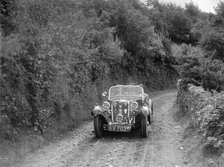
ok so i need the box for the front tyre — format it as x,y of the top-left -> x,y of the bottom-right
141,116 -> 148,138
94,115 -> 103,138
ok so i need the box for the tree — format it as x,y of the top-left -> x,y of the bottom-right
200,27 -> 224,61
185,2 -> 200,23
0,0 -> 17,36
215,1 -> 224,19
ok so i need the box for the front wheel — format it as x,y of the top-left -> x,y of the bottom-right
94,116 -> 103,138
141,116 -> 148,138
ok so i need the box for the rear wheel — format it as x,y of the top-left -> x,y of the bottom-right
94,116 -> 103,138
141,116 -> 148,138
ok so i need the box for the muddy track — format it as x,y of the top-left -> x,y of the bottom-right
13,90 -> 187,167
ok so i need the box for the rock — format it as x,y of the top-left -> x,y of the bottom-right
175,126 -> 181,129
183,160 -> 188,164
208,159 -> 215,167
179,146 -> 183,150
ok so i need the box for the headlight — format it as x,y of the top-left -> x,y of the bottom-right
93,105 -> 102,116
142,106 -> 149,115
131,101 -> 138,111
102,101 -> 110,111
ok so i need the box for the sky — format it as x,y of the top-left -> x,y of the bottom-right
146,0 -> 223,13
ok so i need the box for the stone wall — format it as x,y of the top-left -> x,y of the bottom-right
177,80 -> 211,126
177,79 -> 224,156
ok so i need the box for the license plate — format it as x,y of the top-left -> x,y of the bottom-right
108,125 -> 131,132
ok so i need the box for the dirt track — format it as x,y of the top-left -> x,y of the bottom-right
13,90 -> 188,167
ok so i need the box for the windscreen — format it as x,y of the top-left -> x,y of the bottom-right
109,85 -> 143,100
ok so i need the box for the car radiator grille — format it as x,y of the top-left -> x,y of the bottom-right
111,101 -> 129,124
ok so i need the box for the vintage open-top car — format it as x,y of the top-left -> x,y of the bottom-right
91,84 -> 153,138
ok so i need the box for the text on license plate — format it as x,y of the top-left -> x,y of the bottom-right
108,125 -> 131,132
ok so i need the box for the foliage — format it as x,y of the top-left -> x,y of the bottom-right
178,81 -> 224,157
185,2 -> 200,23
147,2 -> 194,44
200,27 -> 224,61
172,2 -> 224,93
174,1 -> 224,157
0,0 -> 223,160
215,1 -> 224,19
0,0 -> 17,36
0,0 -> 125,136
0,0 -> 180,138
174,44 -> 224,92
107,0 -> 177,85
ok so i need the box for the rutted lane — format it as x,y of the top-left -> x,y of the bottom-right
14,90 -> 186,167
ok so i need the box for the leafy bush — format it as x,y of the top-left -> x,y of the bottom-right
0,0 -> 178,137
178,80 -> 224,157
0,0 -> 17,36
200,28 -> 224,61
173,44 -> 224,92
0,0 -> 123,134
197,91 -> 224,156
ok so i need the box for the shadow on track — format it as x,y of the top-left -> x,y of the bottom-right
89,126 -> 153,143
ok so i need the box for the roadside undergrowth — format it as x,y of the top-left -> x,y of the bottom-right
177,80 -> 224,167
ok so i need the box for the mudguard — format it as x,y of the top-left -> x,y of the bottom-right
96,113 -> 110,124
